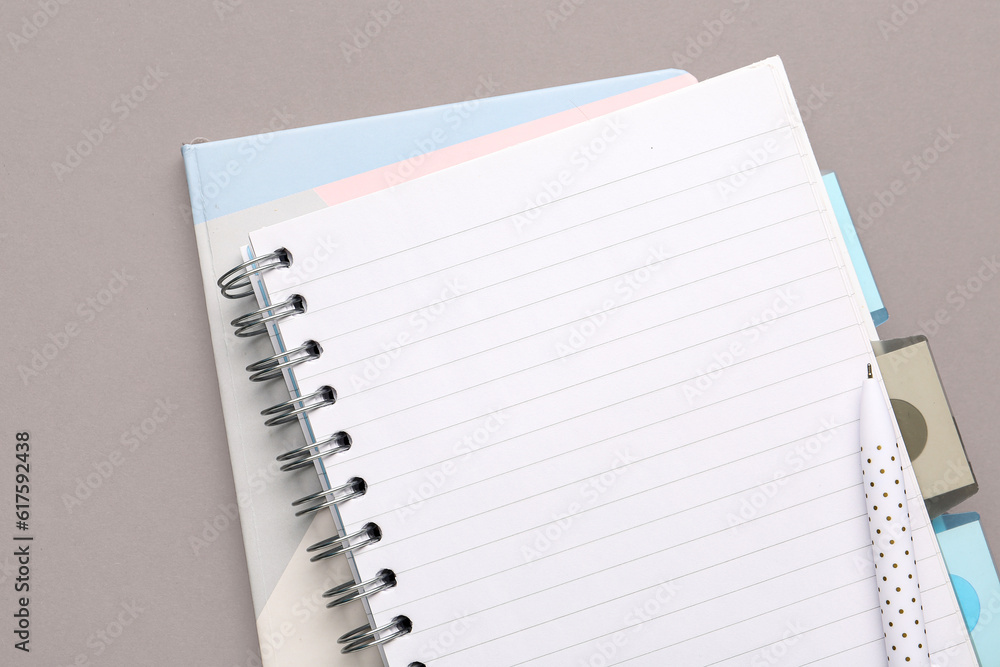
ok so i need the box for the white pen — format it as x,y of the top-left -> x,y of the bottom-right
861,362 -> 931,666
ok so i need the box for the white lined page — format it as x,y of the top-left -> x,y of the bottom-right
248,59 -> 975,666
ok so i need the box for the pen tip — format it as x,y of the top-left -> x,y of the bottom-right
867,363 -> 873,379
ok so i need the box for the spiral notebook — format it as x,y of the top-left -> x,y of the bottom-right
187,68 -> 699,665
216,58 -> 976,665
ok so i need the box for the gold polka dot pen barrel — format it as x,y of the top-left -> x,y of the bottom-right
860,363 -> 930,666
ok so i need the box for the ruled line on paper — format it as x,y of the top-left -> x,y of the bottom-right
263,126 -> 796,296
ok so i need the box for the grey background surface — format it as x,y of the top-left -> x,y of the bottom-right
1,1 -> 996,664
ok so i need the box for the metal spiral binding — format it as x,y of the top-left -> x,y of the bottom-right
260,386 -> 336,427
219,249 -> 416,657
231,294 -> 306,337
246,340 -> 322,382
307,522 -> 382,562
323,569 -> 397,608
217,248 -> 291,299
276,430 -> 351,472
292,477 -> 366,516
339,616 -> 413,654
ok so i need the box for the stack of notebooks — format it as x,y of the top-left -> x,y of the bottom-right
185,58 -> 980,665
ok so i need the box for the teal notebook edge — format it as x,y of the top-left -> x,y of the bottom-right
934,512 -> 999,665
823,171 -> 888,326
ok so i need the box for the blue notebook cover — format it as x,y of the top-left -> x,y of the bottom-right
183,69 -> 689,225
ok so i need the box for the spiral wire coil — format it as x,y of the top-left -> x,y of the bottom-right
221,249 -> 414,656
231,294 -> 306,337
339,616 -> 414,654
217,248 -> 290,299
246,340 -> 322,382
